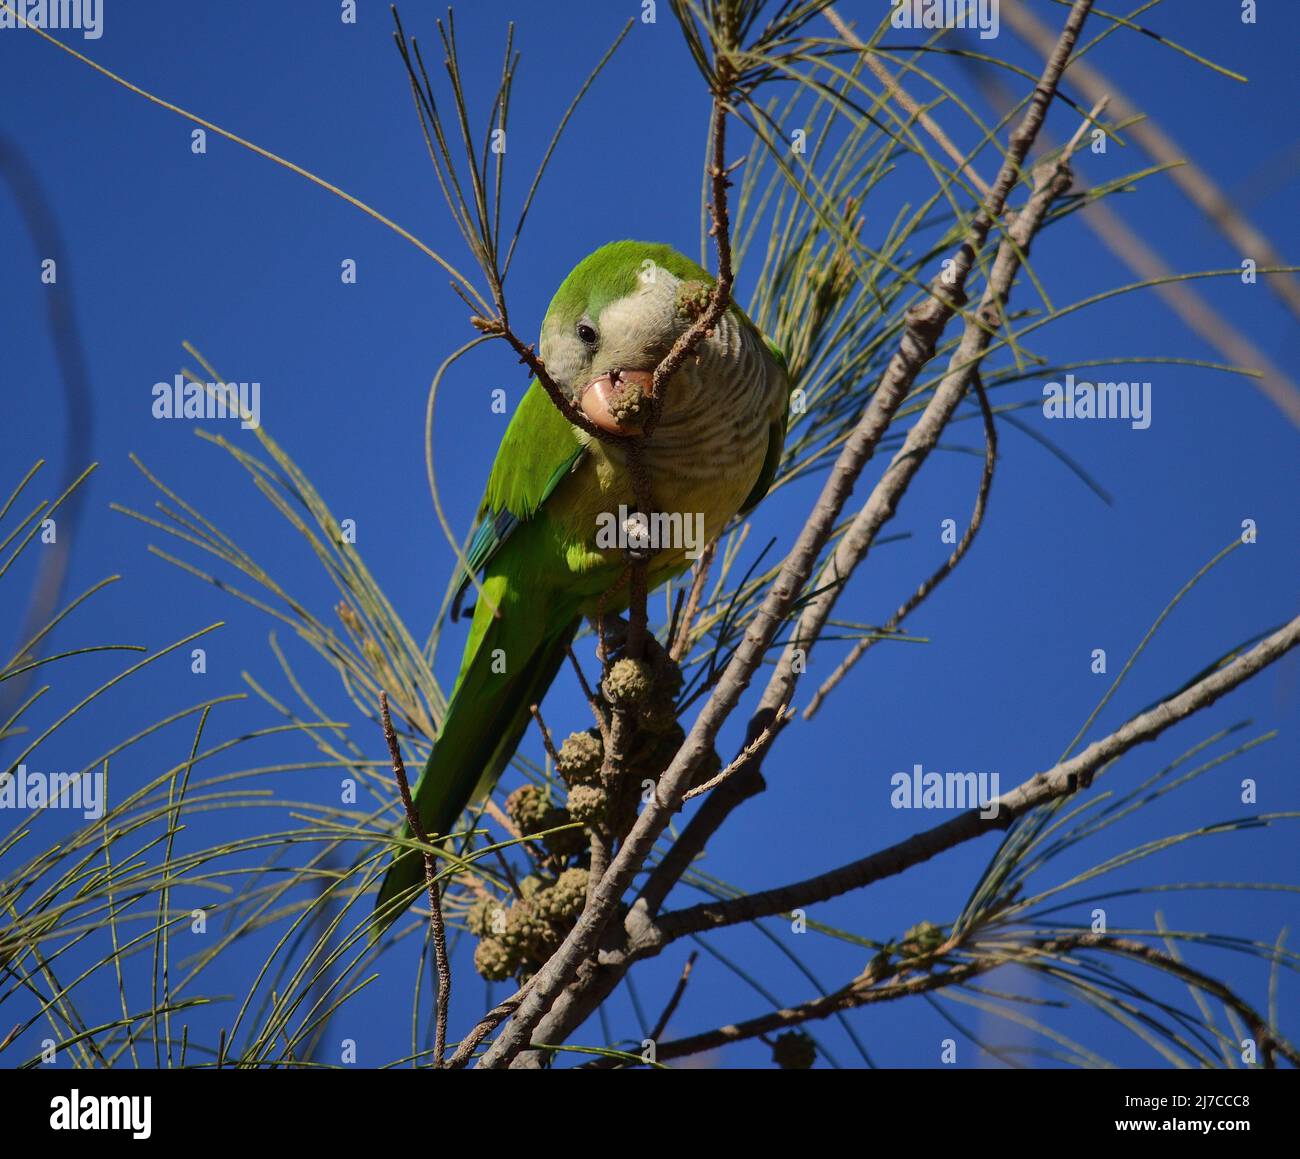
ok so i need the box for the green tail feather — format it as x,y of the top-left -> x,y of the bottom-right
372,590 -> 579,937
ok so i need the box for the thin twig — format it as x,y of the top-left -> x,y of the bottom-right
618,45 -> 738,665
671,542 -> 717,662
645,67 -> 737,436
566,645 -> 610,744
765,98 -> 1102,732
528,703 -> 561,767
649,951 -> 699,1043
444,981 -> 535,1070
596,933 -> 1298,1067
682,705 -> 790,802
380,690 -> 451,1067
588,26 -> 743,841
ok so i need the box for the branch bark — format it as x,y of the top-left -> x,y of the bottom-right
630,614 -> 1299,951
588,933 -> 1299,1067
379,691 -> 451,1067
754,105 -> 1098,731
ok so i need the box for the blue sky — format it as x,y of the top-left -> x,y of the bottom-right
1,1 -> 1297,1068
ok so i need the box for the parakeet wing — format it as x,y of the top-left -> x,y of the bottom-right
451,379 -> 585,619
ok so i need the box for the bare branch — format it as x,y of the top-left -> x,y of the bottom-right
603,933 -> 1298,1067
528,703 -> 561,768
444,982 -> 534,1071
637,614 -> 1300,950
636,755 -> 767,917
760,101 -> 1100,730
682,704 -> 790,802
649,951 -> 699,1044
379,691 -> 451,1067
623,36 -> 740,660
670,542 -> 716,663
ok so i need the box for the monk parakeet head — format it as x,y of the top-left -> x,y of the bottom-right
539,240 -> 720,435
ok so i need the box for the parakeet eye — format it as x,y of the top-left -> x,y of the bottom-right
576,321 -> 599,347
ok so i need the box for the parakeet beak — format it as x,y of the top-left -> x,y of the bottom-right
578,368 -> 656,435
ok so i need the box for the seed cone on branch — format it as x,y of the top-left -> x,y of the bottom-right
470,869 -> 593,982
600,636 -> 684,730
603,657 -> 655,707
565,782 -> 608,825
536,867 -> 590,924
900,921 -> 945,958
503,898 -> 559,959
771,1030 -> 817,1070
504,782 -> 585,857
505,785 -> 551,834
473,937 -> 514,983
558,730 -> 603,787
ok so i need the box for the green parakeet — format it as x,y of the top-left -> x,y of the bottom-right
374,240 -> 790,929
